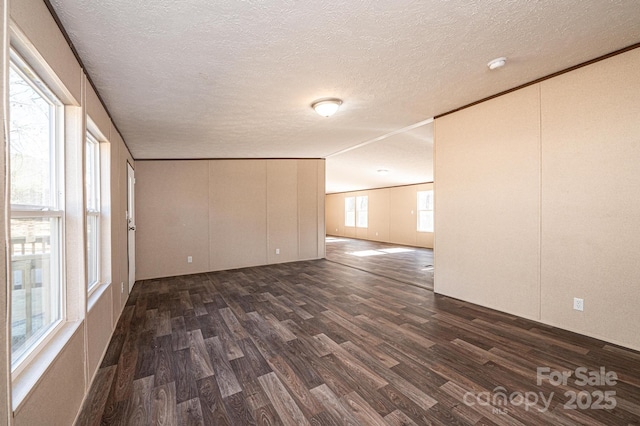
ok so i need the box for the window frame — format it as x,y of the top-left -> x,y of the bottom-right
344,196 -> 356,227
85,131 -> 101,292
8,49 -> 67,374
356,195 -> 368,228
417,190 -> 434,233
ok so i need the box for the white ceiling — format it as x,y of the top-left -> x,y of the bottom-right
49,0 -> 640,191
326,120 -> 433,193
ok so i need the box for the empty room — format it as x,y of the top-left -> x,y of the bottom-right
1,1 -> 639,425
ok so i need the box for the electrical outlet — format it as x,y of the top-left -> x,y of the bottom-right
573,297 -> 584,311
187,256 -> 193,263
275,248 -> 280,255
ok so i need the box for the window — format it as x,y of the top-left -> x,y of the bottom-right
345,195 -> 368,228
9,54 -> 64,368
345,196 -> 355,227
86,132 -> 100,290
356,195 -> 368,228
417,190 -> 434,232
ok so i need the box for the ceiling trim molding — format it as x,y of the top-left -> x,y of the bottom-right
435,42 -> 640,119
135,157 -> 326,162
42,0 -> 134,158
326,118 -> 434,158
326,181 -> 434,195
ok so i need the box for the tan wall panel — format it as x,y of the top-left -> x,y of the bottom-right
324,184 -> 433,248
298,160 -> 319,260
367,188 -> 390,242
87,291 -> 113,378
85,77 -> 110,137
389,186 -> 418,246
325,194 -> 342,236
540,48 -> 640,350
136,161 -> 210,280
317,161 -> 326,258
267,161 -> 299,263
14,326 -> 85,426
10,0 -> 82,103
209,160 -> 268,270
355,227 -> 368,239
344,225 -> 356,238
416,231 -> 434,248
434,85 -> 541,320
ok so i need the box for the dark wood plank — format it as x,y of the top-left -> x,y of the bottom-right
205,336 -> 242,398
152,381 -> 177,426
176,397 -> 204,426
78,257 -> 640,425
257,372 -> 310,426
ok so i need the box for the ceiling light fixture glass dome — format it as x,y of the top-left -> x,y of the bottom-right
487,57 -> 507,70
312,98 -> 343,117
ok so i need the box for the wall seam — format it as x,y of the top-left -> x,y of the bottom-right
207,161 -> 211,271
265,161 -> 269,264
538,83 -> 543,322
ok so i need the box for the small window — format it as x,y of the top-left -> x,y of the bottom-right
356,196 -> 368,228
86,132 -> 100,290
417,190 -> 434,232
9,54 -> 64,367
345,196 -> 355,227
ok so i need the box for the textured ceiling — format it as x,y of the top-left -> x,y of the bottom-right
49,0 -> 640,190
326,121 -> 433,193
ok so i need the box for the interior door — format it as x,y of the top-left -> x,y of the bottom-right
127,163 -> 136,293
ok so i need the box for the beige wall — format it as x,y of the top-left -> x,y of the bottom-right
435,85 -> 541,320
538,49 -> 640,350
2,0 -> 135,423
434,47 -> 640,351
326,183 -> 434,249
135,159 -> 326,280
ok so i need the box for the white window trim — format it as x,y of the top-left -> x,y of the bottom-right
345,196 -> 356,227
86,131 -> 101,292
8,49 -> 68,380
11,320 -> 82,411
356,195 -> 368,228
417,190 -> 434,233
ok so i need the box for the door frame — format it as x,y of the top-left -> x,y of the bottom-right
126,162 -> 136,293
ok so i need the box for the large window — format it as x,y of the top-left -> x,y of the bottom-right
345,195 -> 368,228
417,190 -> 434,232
9,54 -> 64,367
345,196 -> 355,226
86,132 -> 100,290
356,195 -> 368,228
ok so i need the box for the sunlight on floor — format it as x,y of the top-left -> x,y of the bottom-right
379,248 -> 414,254
326,237 -> 349,243
346,247 -> 415,257
347,250 -> 385,257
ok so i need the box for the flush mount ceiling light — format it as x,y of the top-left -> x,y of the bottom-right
311,98 -> 343,117
487,57 -> 507,70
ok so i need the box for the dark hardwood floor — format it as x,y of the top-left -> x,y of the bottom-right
77,260 -> 640,425
325,237 -> 434,290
